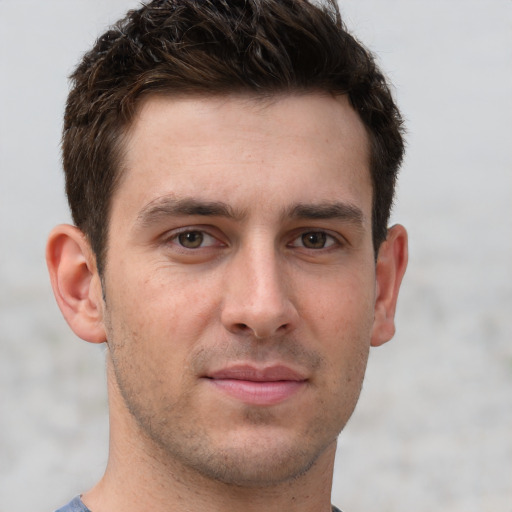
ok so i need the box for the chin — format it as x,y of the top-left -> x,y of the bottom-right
174,425 -> 338,488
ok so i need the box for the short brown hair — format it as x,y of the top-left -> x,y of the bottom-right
63,0 -> 404,274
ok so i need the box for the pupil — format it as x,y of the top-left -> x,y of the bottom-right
179,231 -> 203,248
303,232 -> 326,248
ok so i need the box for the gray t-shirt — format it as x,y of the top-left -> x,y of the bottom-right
55,496 -> 343,511
54,496 -> 91,512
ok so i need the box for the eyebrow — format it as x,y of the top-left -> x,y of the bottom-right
136,196 -> 365,228
136,196 -> 246,228
287,202 -> 365,226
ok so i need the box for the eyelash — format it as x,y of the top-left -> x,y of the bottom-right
288,230 -> 340,250
164,227 -> 342,252
166,228 -> 224,250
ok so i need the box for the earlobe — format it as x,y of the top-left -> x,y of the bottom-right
370,224 -> 408,347
46,224 -> 106,344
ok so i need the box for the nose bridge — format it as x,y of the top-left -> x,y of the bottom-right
246,240 -> 284,307
221,235 -> 297,338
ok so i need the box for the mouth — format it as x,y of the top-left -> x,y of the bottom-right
204,365 -> 308,406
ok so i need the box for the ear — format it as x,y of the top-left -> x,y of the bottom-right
371,224 -> 408,347
46,224 -> 106,344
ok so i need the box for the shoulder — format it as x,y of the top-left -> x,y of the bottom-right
54,496 -> 91,512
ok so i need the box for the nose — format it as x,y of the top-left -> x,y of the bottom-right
220,245 -> 299,339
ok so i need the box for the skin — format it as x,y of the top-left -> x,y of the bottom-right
47,93 -> 407,512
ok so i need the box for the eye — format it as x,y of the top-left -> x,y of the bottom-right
290,231 -> 338,249
172,230 -> 219,249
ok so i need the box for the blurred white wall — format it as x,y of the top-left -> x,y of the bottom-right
0,1 -> 510,510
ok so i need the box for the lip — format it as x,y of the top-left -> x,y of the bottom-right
204,365 -> 307,406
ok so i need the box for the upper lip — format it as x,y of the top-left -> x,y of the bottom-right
206,364 -> 307,382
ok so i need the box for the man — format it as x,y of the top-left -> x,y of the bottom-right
46,0 -> 408,511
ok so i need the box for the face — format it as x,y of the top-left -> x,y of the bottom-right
102,93 -> 377,486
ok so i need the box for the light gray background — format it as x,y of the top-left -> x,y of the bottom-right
1,1 -> 511,511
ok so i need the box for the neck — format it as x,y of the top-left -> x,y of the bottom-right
82,361 -> 337,512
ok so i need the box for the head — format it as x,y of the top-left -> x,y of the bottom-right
48,0 -> 408,495
63,0 -> 404,276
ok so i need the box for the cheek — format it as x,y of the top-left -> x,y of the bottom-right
299,267 -> 376,338
299,269 -> 375,389
104,263 -> 224,364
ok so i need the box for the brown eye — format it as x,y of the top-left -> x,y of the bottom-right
301,232 -> 327,249
178,231 -> 204,248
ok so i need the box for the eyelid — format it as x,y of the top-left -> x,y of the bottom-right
159,225 -> 347,252
164,226 -> 227,249
287,229 -> 344,249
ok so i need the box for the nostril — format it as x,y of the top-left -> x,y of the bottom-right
229,321 -> 292,339
277,323 -> 289,333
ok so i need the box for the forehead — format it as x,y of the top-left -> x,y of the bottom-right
115,92 -> 372,223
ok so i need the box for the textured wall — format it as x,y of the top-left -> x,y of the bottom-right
0,1 -> 511,510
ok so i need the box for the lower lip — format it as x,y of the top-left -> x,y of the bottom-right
208,379 -> 305,406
